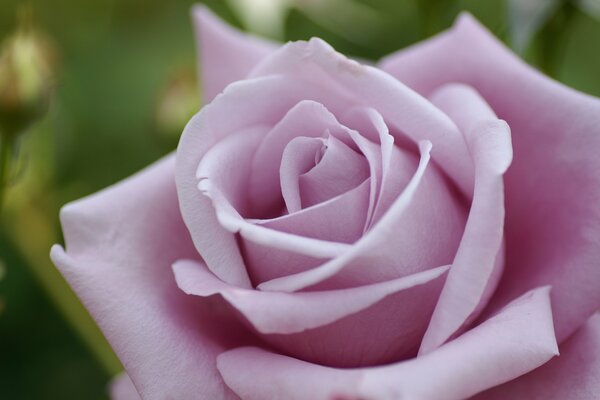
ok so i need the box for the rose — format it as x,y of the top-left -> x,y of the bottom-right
51,5 -> 600,400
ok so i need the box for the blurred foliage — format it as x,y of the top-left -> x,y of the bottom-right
0,0 -> 599,399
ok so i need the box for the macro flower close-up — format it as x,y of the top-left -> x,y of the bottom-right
1,1 -> 600,399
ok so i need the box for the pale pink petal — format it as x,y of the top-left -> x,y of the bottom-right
342,107 -> 425,228
256,141 -> 431,291
250,38 -> 473,196
248,100 -> 355,217
355,110 -> 394,224
473,313 -> 600,400
109,373 -> 141,400
192,4 -> 277,103
176,76 -> 312,287
381,12 -> 600,342
420,84 -> 512,354
196,125 -> 267,216
51,156 -> 240,400
256,180 -> 370,243
344,128 -> 383,230
174,259 -> 449,367
299,134 -> 369,208
279,136 -> 326,213
201,180 -> 352,258
198,133 -> 354,260
243,180 -> 370,283
178,40 -> 467,292
259,141 -> 466,291
217,287 -> 558,400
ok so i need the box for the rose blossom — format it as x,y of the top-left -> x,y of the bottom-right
51,6 -> 600,400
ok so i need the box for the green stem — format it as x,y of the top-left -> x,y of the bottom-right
0,133 -> 14,214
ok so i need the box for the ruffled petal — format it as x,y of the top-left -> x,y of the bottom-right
192,4 -> 277,103
174,259 -> 449,366
51,156 -> 241,400
380,12 -> 600,342
217,287 -> 558,400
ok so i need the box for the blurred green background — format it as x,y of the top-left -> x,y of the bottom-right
0,0 -> 599,398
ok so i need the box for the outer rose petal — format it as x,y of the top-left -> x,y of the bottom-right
109,373 -> 141,400
50,156 -> 241,400
217,287 -> 558,400
174,259 -> 449,366
473,313 -> 600,400
420,84 -> 512,353
192,5 -> 276,103
380,12 -> 600,343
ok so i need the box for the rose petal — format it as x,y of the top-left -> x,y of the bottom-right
473,313 -> 600,400
341,106 -> 424,228
109,373 -> 141,400
256,141 -> 431,291
248,100 -> 361,217
255,179 -> 370,243
419,84 -> 512,354
177,75 -> 312,287
175,259 -> 448,334
196,125 -> 267,216
217,287 -> 558,400
192,4 -> 277,103
259,140 -> 466,291
179,41 -> 466,292
344,128 -> 383,230
51,156 -> 241,400
174,259 -> 449,366
250,38 -> 473,196
279,136 -> 327,213
243,180 -> 370,283
381,12 -> 600,343
201,179 -> 352,258
299,134 -> 369,208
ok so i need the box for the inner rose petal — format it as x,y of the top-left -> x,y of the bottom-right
340,106 -> 416,228
298,134 -> 369,208
259,141 -> 468,292
243,180 -> 371,284
197,127 -> 354,262
279,136 -> 326,213
248,100 -> 355,218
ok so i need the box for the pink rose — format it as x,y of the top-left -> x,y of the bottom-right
52,6 -> 600,400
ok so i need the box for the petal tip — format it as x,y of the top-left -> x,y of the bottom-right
453,11 -> 481,31
49,243 -> 66,263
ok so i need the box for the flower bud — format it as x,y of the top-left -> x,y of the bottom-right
155,68 -> 199,144
0,8 -> 54,138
